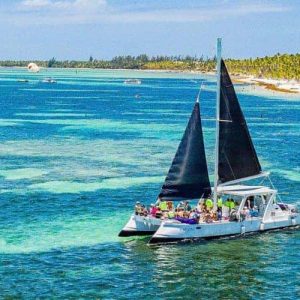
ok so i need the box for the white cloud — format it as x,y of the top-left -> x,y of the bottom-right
4,1 -> 291,26
20,0 -> 106,11
22,0 -> 50,8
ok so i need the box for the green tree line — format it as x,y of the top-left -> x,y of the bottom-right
0,53 -> 299,80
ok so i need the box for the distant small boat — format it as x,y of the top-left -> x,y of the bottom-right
124,79 -> 141,85
17,79 -> 29,83
41,78 -> 57,83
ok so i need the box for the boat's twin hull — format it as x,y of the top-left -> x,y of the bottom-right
149,215 -> 300,244
118,214 -> 161,237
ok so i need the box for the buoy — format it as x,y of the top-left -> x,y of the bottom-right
260,223 -> 265,231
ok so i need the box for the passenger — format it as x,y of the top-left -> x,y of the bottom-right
205,197 -> 213,211
167,201 -> 173,211
229,199 -> 236,211
205,211 -> 213,223
197,199 -> 204,212
177,201 -> 184,210
177,208 -> 184,218
141,205 -> 148,216
150,204 -> 158,217
155,207 -> 163,218
135,201 -> 142,215
224,198 -> 231,209
246,196 -> 255,209
217,196 -> 223,210
250,206 -> 259,217
189,209 -> 196,219
184,201 -> 192,212
240,207 -> 247,221
159,200 -> 168,212
167,210 -> 175,219
217,196 -> 223,219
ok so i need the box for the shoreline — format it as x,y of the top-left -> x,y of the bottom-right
1,66 -> 299,94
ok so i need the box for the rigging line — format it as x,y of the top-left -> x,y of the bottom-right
267,175 -> 282,202
196,81 -> 204,103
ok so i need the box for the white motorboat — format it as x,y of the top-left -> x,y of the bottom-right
42,77 -> 57,83
124,79 -> 141,85
149,38 -> 299,244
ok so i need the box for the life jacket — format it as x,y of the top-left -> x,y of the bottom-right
159,201 -> 168,211
205,198 -> 213,208
217,198 -> 223,208
167,211 -> 175,218
229,201 -> 235,209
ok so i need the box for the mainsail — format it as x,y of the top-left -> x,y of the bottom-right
218,60 -> 262,184
159,101 -> 211,200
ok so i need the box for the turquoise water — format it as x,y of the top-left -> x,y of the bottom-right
0,68 -> 299,299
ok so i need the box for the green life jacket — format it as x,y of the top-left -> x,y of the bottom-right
168,211 -> 175,218
229,201 -> 235,209
159,201 -> 168,211
217,198 -> 223,208
206,198 -> 213,208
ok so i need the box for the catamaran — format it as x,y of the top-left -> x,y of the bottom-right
148,38 -> 299,244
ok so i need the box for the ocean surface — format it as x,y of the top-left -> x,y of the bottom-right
0,67 -> 299,299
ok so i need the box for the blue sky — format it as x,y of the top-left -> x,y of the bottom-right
0,0 -> 299,60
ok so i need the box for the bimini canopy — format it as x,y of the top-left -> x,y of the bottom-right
216,185 -> 276,197
159,101 -> 211,200
218,60 -> 262,184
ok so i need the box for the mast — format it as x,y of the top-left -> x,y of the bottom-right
213,38 -> 222,208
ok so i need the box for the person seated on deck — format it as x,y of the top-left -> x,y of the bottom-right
240,206 -> 250,221
135,201 -> 142,215
197,199 -> 204,213
177,201 -> 184,210
229,198 -> 236,212
189,209 -> 197,219
184,200 -> 192,212
150,204 -> 158,217
246,196 -> 255,209
155,207 -> 163,218
159,200 -> 168,212
167,210 -> 175,219
217,196 -> 223,219
176,208 -> 184,218
204,210 -> 214,223
167,201 -> 173,211
250,206 -> 259,217
205,197 -> 213,211
141,205 -> 148,216
224,198 -> 231,209
229,209 -> 238,221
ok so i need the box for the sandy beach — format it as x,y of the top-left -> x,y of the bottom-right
232,75 -> 300,94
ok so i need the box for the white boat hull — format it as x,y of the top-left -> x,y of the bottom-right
119,214 -> 161,237
149,214 -> 300,244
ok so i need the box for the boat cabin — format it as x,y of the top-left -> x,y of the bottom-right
216,185 -> 283,222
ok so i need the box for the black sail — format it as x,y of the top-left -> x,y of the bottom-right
159,101 -> 211,200
218,60 -> 262,183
